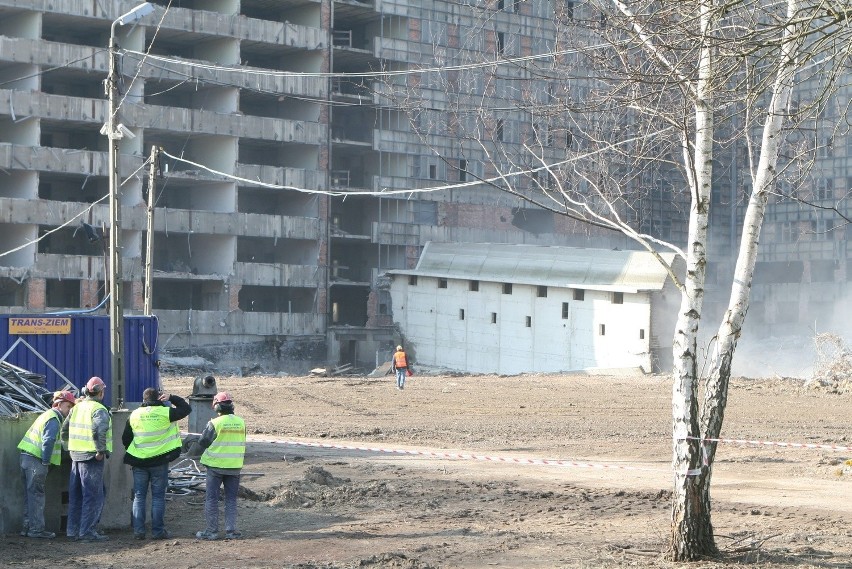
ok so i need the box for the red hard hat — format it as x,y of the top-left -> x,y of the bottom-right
86,376 -> 106,393
212,391 -> 232,408
53,390 -> 76,406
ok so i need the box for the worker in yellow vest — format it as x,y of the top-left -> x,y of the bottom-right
122,387 -> 191,540
17,390 -> 76,539
195,392 -> 246,541
61,376 -> 112,542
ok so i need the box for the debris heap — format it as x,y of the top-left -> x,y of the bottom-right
0,361 -> 51,416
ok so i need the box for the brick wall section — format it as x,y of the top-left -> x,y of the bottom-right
438,203 -> 516,231
27,278 -> 46,310
80,280 -> 100,309
321,0 -> 331,34
365,289 -> 379,328
409,17 -> 420,41
316,286 -> 328,315
227,284 -> 241,311
129,281 -> 144,311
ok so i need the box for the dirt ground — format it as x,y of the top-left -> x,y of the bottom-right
4,370 -> 851,568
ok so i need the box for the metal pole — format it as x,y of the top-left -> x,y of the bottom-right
107,21 -> 125,409
144,146 -> 158,316
104,3 -> 153,409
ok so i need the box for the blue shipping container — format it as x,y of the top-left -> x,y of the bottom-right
0,314 -> 160,404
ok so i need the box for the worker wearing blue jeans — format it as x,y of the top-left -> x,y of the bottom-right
61,377 -> 112,542
123,389 -> 191,540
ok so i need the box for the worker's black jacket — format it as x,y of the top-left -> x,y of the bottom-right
122,395 -> 191,467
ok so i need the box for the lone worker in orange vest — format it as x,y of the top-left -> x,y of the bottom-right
392,345 -> 409,390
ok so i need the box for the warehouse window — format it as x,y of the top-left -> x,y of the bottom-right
526,316 -> 532,327
491,312 -> 497,324
573,289 -> 585,301
612,292 -> 623,304
562,302 -> 569,319
537,286 -> 547,298
459,309 -> 465,320
639,329 -> 645,340
439,278 -> 448,289
503,283 -> 513,294
409,276 -> 418,285
599,324 -> 606,336
469,280 -> 479,291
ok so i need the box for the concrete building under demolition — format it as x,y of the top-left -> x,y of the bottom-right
0,1 -> 849,371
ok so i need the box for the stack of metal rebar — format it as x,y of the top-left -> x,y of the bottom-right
0,361 -> 51,416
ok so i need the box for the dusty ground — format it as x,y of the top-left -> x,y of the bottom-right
4,370 -> 851,568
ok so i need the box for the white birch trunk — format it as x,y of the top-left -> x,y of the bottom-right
668,0 -> 716,558
670,0 -> 803,560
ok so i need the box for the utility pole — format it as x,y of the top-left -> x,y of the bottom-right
105,3 -> 154,408
144,146 -> 159,316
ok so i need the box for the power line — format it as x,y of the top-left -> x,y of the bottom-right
0,159 -> 151,261
122,46 -> 596,80
0,50 -> 109,89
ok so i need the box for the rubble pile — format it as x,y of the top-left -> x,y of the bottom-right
808,333 -> 852,393
0,361 -> 51,416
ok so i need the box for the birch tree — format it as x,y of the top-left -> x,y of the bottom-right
384,0 -> 852,560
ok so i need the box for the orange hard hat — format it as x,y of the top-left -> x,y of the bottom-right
212,391 -> 233,408
52,390 -> 76,406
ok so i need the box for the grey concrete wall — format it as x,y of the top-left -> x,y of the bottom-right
1,410 -> 133,536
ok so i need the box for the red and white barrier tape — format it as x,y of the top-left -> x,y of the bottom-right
686,436 -> 852,452
254,438 -> 663,472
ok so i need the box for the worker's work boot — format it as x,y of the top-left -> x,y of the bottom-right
27,530 -> 56,539
195,530 -> 218,541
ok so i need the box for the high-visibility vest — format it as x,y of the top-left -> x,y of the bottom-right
201,414 -> 246,469
17,409 -> 64,465
393,351 -> 408,368
67,399 -> 113,453
126,406 -> 181,459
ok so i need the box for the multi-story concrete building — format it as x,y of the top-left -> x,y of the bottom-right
0,1 -> 847,372
1,0 -> 626,371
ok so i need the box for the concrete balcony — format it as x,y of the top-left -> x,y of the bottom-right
0,37 -> 327,100
235,163 -> 327,191
136,55 -> 328,99
0,89 -> 105,126
0,0 -> 327,50
0,197 -> 100,226
128,104 -> 325,144
155,308 -> 325,336
0,37 -> 106,74
159,8 -> 326,50
233,262 -> 325,287
237,213 -> 321,240
371,221 -> 419,246
0,143 -> 142,178
34,253 -> 131,280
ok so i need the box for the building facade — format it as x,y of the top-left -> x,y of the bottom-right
2,0 -> 624,371
0,0 -> 847,372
